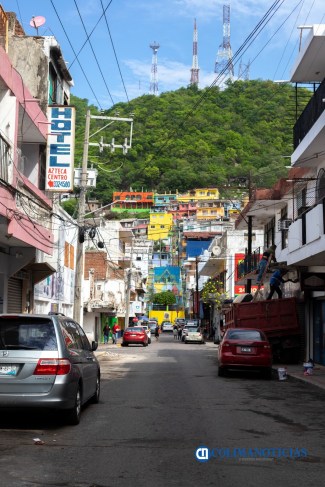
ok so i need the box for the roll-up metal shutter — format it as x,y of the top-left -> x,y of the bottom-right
7,277 -> 23,313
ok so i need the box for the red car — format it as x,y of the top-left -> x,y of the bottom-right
122,327 -> 148,347
217,328 -> 272,379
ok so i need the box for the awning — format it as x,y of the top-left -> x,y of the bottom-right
25,262 -> 56,284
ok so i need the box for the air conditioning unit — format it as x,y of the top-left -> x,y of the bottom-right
278,219 -> 292,231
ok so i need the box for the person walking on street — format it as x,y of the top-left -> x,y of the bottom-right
112,323 -> 119,344
173,325 -> 178,340
178,326 -> 182,341
154,325 -> 160,341
103,324 -> 110,344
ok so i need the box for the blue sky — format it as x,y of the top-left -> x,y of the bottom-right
3,0 -> 324,109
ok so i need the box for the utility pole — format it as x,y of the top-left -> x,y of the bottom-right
195,256 -> 199,319
73,110 -> 133,326
124,239 -> 134,330
73,109 -> 91,325
246,171 -> 253,294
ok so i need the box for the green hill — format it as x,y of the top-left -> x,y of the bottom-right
70,80 -> 310,206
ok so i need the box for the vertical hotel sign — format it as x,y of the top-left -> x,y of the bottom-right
46,106 -> 75,191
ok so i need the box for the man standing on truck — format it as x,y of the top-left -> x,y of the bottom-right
266,268 -> 297,300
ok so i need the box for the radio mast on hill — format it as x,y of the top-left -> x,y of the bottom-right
190,18 -> 199,87
149,41 -> 160,96
214,4 -> 234,83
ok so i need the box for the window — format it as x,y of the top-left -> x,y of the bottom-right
60,320 -> 83,350
280,209 -> 288,249
0,317 -> 57,351
0,135 -> 10,182
297,187 -> 307,216
77,324 -> 91,351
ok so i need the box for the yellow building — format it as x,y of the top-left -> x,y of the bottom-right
148,212 -> 173,241
177,188 -> 219,203
196,200 -> 225,220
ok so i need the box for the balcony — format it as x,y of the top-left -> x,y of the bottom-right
287,200 -> 325,266
293,78 -> 325,151
236,247 -> 261,279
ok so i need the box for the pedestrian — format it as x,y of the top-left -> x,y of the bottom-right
103,324 -> 110,344
178,326 -> 182,341
112,322 -> 119,344
154,325 -> 159,341
173,325 -> 178,340
256,244 -> 277,284
266,268 -> 290,300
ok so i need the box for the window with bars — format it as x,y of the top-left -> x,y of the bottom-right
0,135 -> 9,182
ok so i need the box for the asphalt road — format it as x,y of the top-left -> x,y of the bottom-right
0,333 -> 325,487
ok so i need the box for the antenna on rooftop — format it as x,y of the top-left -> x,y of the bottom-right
29,16 -> 46,35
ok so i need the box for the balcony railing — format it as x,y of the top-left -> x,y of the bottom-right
293,79 -> 325,150
236,247 -> 261,279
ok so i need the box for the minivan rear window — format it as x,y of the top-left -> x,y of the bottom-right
0,317 -> 57,351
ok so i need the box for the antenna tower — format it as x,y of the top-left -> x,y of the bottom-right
190,18 -> 199,87
149,41 -> 160,96
214,4 -> 234,82
238,58 -> 250,80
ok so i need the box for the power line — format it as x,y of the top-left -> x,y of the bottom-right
50,0 -> 103,110
73,0 -> 114,106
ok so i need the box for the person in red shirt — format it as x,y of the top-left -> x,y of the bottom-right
112,323 -> 119,344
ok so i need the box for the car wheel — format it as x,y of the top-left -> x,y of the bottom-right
218,366 -> 226,377
67,384 -> 82,425
148,338 -> 151,344
143,342 -> 148,347
184,340 -> 188,344
90,374 -> 100,404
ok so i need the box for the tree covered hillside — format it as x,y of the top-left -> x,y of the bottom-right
71,80 -> 309,205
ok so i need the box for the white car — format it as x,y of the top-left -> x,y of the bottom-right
134,325 -> 151,344
184,326 -> 205,344
161,321 -> 174,332
182,323 -> 200,341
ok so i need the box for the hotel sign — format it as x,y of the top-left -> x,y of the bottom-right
46,106 -> 75,191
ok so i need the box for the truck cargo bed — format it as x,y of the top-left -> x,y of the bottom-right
224,297 -> 300,337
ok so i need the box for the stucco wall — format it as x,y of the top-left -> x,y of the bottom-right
8,36 -> 48,114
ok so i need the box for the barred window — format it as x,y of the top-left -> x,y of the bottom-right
0,135 -> 9,182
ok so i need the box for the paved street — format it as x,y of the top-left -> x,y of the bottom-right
0,333 -> 325,487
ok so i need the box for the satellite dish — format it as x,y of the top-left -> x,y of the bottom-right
211,246 -> 221,256
29,16 -> 46,34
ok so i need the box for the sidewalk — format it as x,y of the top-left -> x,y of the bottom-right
273,363 -> 325,391
95,342 -> 122,357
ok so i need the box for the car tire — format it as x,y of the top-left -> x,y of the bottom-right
184,340 -> 188,344
90,374 -> 100,404
143,342 -> 148,347
67,384 -> 82,425
218,366 -> 226,377
148,338 -> 151,344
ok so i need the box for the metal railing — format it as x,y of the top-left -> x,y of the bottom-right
236,247 -> 261,279
293,79 -> 325,149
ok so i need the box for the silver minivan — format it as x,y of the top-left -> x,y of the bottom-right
0,314 -> 100,425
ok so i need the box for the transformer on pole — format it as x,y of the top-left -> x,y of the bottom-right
149,41 -> 160,96
214,4 -> 234,83
190,18 -> 199,87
